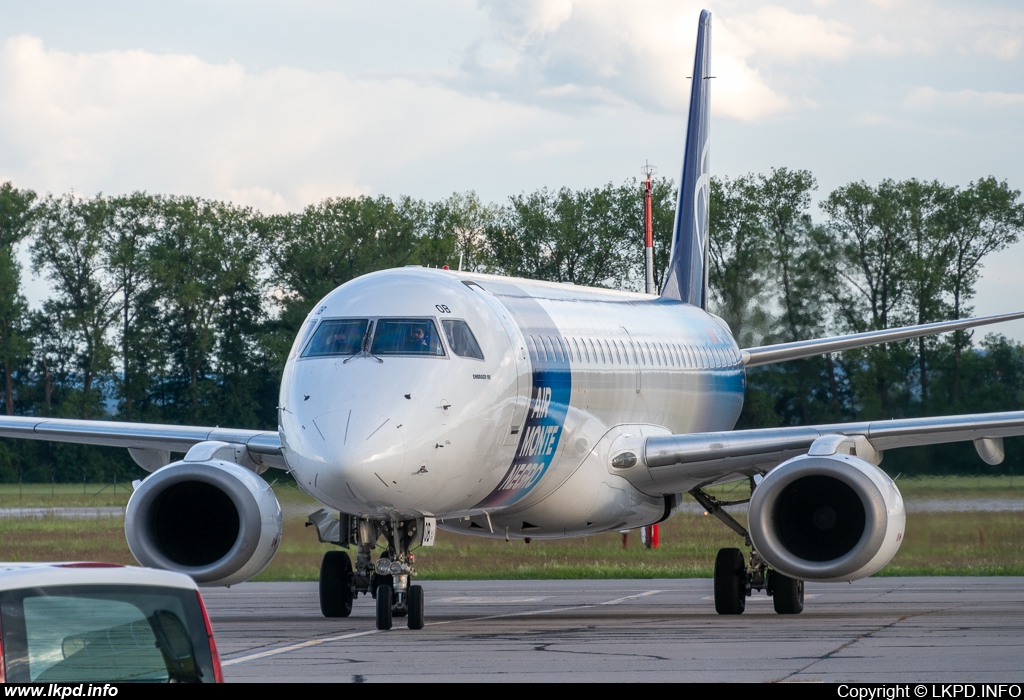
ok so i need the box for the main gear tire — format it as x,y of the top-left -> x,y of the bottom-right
714,548 -> 747,615
319,551 -> 354,618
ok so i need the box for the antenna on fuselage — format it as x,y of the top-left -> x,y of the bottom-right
642,161 -> 657,295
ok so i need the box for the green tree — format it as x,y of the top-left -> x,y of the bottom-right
821,180 -> 916,418
937,178 -> 1024,405
899,180 -> 955,410
153,196 -> 271,426
741,169 -> 837,426
105,193 -> 163,420
31,194 -> 117,418
484,184 -> 634,288
0,182 -> 36,415
707,174 -> 772,347
414,191 -> 497,272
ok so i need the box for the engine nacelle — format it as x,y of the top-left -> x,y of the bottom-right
125,460 -> 283,586
748,453 -> 905,582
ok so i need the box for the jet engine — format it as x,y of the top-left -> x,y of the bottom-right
125,457 -> 283,587
747,453 -> 905,582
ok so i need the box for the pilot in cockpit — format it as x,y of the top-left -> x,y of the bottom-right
315,323 -> 360,355
406,325 -> 429,353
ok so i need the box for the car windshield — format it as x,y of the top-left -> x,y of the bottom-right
301,319 -> 369,357
0,585 -> 216,683
371,319 -> 445,356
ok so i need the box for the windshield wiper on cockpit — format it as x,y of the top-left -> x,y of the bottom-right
344,324 -> 383,363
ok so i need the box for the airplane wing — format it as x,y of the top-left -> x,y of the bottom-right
0,416 -> 285,471
622,411 -> 1024,495
741,311 -> 1024,367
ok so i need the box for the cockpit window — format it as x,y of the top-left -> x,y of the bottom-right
301,319 -> 369,357
441,320 -> 484,360
371,319 -> 445,356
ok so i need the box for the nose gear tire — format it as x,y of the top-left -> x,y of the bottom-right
376,584 -> 393,630
408,584 -> 424,630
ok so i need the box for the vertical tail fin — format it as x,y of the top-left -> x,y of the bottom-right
660,10 -> 711,307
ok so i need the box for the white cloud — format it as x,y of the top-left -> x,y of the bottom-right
851,3 -> 1023,60
903,86 -> 1024,111
460,1 -> 817,122
969,31 -> 1022,61
725,7 -> 856,63
511,137 -> 586,162
850,111 -> 892,126
0,35 -> 549,212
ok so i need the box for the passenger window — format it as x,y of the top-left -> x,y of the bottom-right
302,319 -> 369,357
571,338 -> 581,363
527,336 -> 539,362
441,320 -> 484,360
372,319 -> 445,356
587,339 -> 597,364
556,337 -> 569,363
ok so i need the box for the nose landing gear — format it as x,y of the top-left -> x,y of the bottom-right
372,551 -> 424,630
309,511 -> 430,630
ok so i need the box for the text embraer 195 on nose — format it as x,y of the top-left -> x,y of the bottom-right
4,10 -> 1024,628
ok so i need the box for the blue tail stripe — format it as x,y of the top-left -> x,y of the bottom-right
661,10 -> 711,308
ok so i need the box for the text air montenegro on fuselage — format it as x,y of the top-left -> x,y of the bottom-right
4,9 -> 1024,630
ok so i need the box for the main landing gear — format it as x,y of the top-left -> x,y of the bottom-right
308,511 -> 430,630
691,485 -> 805,616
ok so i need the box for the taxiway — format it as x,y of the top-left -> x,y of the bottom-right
204,577 -> 1024,683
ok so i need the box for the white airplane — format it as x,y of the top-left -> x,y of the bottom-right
3,10 -> 1024,630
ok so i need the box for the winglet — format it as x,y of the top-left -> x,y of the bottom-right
661,9 -> 711,307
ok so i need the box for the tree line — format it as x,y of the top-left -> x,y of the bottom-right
0,169 -> 1022,482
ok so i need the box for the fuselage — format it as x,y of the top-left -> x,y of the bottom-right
279,267 -> 745,538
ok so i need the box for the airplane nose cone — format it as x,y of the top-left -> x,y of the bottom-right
305,409 -> 407,506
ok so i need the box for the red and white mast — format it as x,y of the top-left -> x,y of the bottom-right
642,161 -> 656,295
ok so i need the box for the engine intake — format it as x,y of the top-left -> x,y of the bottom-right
125,460 -> 283,586
748,453 -> 905,582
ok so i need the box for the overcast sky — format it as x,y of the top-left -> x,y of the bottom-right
2,1 -> 1023,336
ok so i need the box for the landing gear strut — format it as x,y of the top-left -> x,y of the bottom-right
690,484 -> 805,616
